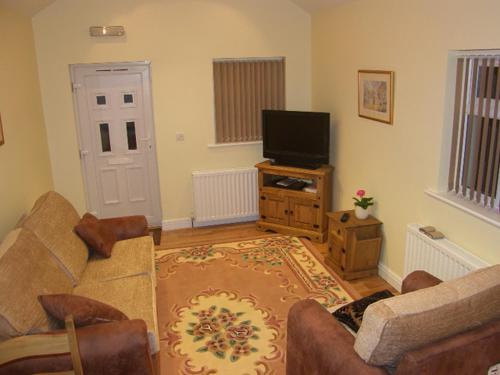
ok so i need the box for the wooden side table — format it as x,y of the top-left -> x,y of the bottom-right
325,210 -> 382,280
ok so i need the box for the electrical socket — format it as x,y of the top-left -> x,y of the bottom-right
176,133 -> 185,142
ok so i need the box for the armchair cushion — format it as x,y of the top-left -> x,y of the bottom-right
38,294 -> 128,328
75,214 -> 117,258
354,264 -> 500,367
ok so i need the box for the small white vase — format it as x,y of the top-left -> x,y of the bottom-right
354,206 -> 369,220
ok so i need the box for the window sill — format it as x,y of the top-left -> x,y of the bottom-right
425,189 -> 500,229
207,141 -> 262,149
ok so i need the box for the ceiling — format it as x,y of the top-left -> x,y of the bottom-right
0,0 -> 56,16
0,0 -> 347,17
289,0 -> 349,12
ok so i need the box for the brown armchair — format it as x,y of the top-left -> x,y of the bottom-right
287,270 -> 500,375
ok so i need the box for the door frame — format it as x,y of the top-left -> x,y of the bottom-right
70,61 -> 163,226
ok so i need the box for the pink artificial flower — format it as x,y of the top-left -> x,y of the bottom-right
356,189 -> 366,197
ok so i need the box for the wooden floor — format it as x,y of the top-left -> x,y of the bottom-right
158,222 -> 398,297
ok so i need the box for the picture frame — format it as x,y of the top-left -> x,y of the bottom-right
0,113 -> 4,146
358,70 -> 394,125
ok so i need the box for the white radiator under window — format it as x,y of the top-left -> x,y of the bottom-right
192,168 -> 259,227
404,224 -> 490,281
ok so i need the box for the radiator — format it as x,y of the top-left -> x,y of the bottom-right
192,168 -> 259,227
404,224 -> 490,281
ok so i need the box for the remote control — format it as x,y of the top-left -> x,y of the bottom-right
340,213 -> 349,223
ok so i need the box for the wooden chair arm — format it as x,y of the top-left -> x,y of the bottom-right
0,333 -> 70,366
0,315 -> 82,375
65,315 -> 83,375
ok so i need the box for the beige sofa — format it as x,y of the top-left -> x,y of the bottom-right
0,191 -> 159,371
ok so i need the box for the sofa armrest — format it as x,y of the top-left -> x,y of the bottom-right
0,319 -> 154,375
286,299 -> 387,375
395,318 -> 500,375
401,271 -> 442,294
100,215 -> 149,240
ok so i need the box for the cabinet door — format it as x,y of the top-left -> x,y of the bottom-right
260,193 -> 288,225
288,198 -> 320,231
345,227 -> 382,272
328,237 -> 342,266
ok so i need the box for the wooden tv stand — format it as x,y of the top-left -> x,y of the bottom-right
255,161 -> 333,243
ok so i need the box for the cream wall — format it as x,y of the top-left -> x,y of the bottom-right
0,6 -> 53,239
312,0 -> 500,278
32,0 -> 311,220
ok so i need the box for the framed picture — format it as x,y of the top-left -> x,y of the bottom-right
0,113 -> 4,146
358,70 -> 394,124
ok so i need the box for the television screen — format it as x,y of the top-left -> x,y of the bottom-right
262,110 -> 330,167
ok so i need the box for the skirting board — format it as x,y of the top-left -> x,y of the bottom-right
193,214 -> 259,228
162,218 -> 193,231
378,262 -> 403,292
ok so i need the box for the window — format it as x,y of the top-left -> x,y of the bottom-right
126,121 -> 137,150
448,54 -> 500,212
96,95 -> 107,106
124,93 -> 134,104
213,57 -> 285,144
121,91 -> 136,108
99,123 -> 111,152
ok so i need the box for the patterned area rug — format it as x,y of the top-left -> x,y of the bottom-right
155,236 -> 354,375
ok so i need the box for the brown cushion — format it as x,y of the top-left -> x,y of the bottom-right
38,294 -> 128,327
74,214 -> 117,258
333,290 -> 394,333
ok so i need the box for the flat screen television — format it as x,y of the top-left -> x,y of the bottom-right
262,110 -> 330,168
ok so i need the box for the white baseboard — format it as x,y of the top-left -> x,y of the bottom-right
162,218 -> 193,231
193,214 -> 259,228
378,263 -> 403,292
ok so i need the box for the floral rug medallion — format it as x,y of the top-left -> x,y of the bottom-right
156,236 -> 354,375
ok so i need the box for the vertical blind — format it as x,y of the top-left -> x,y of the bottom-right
213,58 -> 285,143
448,55 -> 500,210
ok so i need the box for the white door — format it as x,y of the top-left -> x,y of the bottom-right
71,62 -> 162,226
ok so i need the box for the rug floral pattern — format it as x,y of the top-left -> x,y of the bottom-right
155,236 -> 353,375
188,305 -> 259,362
